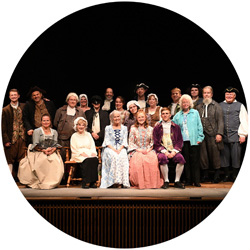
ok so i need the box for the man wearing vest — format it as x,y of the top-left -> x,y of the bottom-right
219,87 -> 248,182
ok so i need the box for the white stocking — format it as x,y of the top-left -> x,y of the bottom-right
160,164 -> 169,182
175,163 -> 184,182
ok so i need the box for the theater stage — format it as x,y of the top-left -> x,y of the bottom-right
19,182 -> 232,200
18,183 -> 233,248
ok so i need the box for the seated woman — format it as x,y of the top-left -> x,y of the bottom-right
70,117 -> 98,188
128,109 -> 163,189
100,110 -> 130,188
18,114 -> 64,189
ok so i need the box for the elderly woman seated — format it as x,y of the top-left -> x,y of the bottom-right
70,117 -> 99,188
100,110 -> 130,188
18,114 -> 64,189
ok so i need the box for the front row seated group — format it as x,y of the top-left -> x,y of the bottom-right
18,97 -> 205,190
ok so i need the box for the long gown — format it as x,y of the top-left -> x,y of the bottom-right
18,127 -> 64,189
100,125 -> 130,188
128,125 -> 163,189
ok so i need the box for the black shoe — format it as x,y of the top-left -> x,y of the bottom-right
184,181 -> 192,186
223,175 -> 230,182
161,182 -> 169,189
90,183 -> 97,188
201,176 -> 210,183
194,183 -> 201,187
212,177 -> 221,183
174,181 -> 185,189
82,182 -> 89,189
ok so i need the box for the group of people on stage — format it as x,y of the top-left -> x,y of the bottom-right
2,83 -> 248,190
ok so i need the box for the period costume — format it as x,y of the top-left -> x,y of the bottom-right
128,125 -> 163,189
168,103 -> 181,118
197,100 -> 224,181
85,108 -> 110,146
173,109 -> 204,185
145,106 -> 162,127
100,125 -> 130,188
18,127 -> 64,189
102,98 -> 115,113
2,102 -> 26,170
220,99 -> 248,179
23,99 -> 56,144
70,128 -> 98,188
54,105 -> 85,160
153,120 -> 185,188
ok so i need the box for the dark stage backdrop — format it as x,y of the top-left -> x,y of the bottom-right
2,2 -> 246,109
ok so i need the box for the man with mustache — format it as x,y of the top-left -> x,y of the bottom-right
197,86 -> 224,183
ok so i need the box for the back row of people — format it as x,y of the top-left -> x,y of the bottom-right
2,83 -> 248,188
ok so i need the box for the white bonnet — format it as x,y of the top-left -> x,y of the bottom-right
79,94 -> 88,106
126,100 -> 140,110
73,117 -> 88,131
146,93 -> 158,104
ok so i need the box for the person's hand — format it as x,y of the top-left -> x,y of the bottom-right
27,129 -> 34,136
215,134 -> 222,143
239,136 -> 246,144
81,152 -> 89,157
5,142 -> 11,147
168,151 -> 176,159
197,141 -> 201,144
92,132 -> 99,140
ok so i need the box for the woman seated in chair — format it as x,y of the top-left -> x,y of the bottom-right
128,109 -> 163,189
100,110 -> 130,188
18,114 -> 64,189
70,117 -> 99,188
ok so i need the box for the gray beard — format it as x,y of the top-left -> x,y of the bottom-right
203,98 -> 212,105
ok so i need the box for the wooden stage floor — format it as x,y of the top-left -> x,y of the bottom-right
18,182 -> 233,200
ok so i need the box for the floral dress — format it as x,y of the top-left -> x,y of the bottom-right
128,125 -> 163,189
100,125 -> 130,188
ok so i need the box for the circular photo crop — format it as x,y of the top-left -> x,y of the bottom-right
1,2 -> 248,249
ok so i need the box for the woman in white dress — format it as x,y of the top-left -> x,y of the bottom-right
100,110 -> 130,188
18,114 -> 64,189
70,117 -> 98,188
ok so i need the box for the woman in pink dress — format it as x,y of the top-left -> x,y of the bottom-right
128,109 -> 163,189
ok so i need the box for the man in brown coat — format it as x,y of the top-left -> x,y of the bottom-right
197,86 -> 224,183
2,89 -> 26,175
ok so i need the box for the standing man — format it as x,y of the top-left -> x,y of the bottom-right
102,87 -> 115,114
153,107 -> 186,189
134,83 -> 149,109
168,87 -> 182,117
2,89 -> 26,175
197,86 -> 224,183
22,86 -> 56,145
220,87 -> 248,182
85,95 -> 110,146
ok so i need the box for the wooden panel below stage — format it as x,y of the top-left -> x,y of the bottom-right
28,198 -> 221,248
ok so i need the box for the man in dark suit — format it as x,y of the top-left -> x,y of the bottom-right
85,95 -> 110,146
2,89 -> 26,175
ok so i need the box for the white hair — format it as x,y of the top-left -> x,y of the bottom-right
109,110 -> 121,125
66,92 -> 79,103
179,94 -> 194,110
73,117 -> 88,131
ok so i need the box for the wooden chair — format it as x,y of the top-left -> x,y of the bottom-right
65,146 -> 102,188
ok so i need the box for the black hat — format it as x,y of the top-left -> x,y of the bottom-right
90,95 -> 102,105
224,87 -> 239,94
27,86 -> 46,98
135,83 -> 149,91
190,83 -> 201,89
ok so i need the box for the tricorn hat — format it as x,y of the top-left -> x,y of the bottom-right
90,95 -> 102,105
224,86 -> 239,94
134,83 -> 149,92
